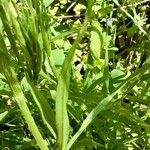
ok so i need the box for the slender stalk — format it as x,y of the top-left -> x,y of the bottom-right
39,13 -> 59,79
0,30 -> 48,150
25,77 -> 56,139
0,52 -> 49,150
55,0 -> 94,149
104,47 -> 110,95
55,20 -> 88,150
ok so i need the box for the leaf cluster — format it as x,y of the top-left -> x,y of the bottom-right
0,0 -> 150,149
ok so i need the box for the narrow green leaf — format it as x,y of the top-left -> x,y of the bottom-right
0,52 -> 49,150
39,12 -> 59,79
66,64 -> 150,150
0,2 -> 21,61
104,48 -> 110,94
24,78 -> 56,139
55,7 -> 90,150
56,75 -> 70,149
0,111 -> 8,122
51,29 -> 78,42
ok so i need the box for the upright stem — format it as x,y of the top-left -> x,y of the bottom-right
0,54 -> 49,150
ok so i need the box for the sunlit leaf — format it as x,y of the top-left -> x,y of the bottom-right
0,111 -> 8,122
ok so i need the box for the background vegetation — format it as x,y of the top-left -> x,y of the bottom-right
0,0 -> 150,149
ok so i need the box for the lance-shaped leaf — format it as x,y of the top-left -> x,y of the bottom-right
0,31 -> 49,150
55,14 -> 88,150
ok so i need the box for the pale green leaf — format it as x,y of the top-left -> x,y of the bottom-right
0,111 -> 8,122
90,20 -> 103,60
52,49 -> 65,66
43,0 -> 54,7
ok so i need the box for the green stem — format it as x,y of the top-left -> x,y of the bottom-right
0,53 -> 49,150
55,19 -> 88,150
39,13 -> 59,79
55,0 -> 94,149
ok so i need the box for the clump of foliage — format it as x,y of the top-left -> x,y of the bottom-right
0,0 -> 150,149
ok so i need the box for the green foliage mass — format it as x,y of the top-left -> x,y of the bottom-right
0,0 -> 150,149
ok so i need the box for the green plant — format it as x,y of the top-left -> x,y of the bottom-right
0,0 -> 150,150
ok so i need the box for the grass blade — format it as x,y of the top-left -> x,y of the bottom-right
0,31 -> 49,149
55,0 -> 94,149
55,23 -> 88,150
66,64 -> 150,150
25,77 -> 56,139
0,53 -> 49,150
0,111 -> 8,122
